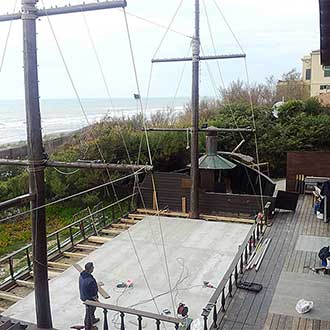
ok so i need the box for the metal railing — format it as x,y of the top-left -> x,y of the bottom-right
0,193 -> 137,286
85,300 -> 191,330
201,202 -> 271,330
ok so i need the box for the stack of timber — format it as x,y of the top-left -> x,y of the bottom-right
246,237 -> 271,271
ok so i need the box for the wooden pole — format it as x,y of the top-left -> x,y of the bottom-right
190,0 -> 200,219
22,0 -> 52,327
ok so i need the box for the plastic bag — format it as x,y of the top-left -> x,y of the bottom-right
295,299 -> 313,314
190,318 -> 203,330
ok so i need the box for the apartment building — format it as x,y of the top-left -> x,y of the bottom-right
302,50 -> 330,96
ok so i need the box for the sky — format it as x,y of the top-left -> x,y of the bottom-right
0,0 -> 320,100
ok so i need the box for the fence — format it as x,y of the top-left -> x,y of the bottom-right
0,193 -> 137,287
201,202 -> 271,330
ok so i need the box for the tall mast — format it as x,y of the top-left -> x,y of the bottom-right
22,0 -> 52,327
190,0 -> 200,219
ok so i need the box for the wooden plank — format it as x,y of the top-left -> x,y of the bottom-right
73,264 -> 110,299
16,279 -> 34,288
48,261 -> 70,270
0,291 -> 22,302
136,208 -> 189,217
63,252 -> 89,259
100,229 -> 122,236
298,318 -> 307,330
313,320 -> 321,330
111,223 -> 131,230
76,244 -> 98,250
30,270 -> 59,279
120,218 -> 139,224
127,213 -> 144,220
0,306 -> 6,313
201,214 -> 254,225
88,236 -> 111,244
306,319 -> 313,330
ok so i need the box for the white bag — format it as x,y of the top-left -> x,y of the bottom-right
295,299 -> 313,314
190,318 -> 203,330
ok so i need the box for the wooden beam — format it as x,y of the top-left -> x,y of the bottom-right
136,208 -> 189,218
16,279 -> 34,288
48,261 -> 70,270
76,244 -> 99,251
0,159 -> 152,173
73,264 -> 110,299
127,214 -> 144,220
63,252 -> 89,259
88,236 -> 111,244
120,218 -> 139,224
0,291 -> 23,302
111,223 -> 131,230
30,270 -> 59,279
201,214 -> 254,224
100,229 -> 123,236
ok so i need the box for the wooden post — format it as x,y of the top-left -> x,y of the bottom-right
153,191 -> 157,210
190,0 -> 200,219
22,0 -> 52,327
181,197 -> 187,213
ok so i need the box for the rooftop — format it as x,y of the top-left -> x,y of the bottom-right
3,216 -> 251,329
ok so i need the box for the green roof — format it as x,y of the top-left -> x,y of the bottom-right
197,154 -> 237,170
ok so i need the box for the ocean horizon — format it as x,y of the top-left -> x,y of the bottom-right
0,97 -> 190,146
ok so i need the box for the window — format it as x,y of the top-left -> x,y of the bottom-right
324,66 -> 330,78
320,85 -> 330,90
305,68 -> 311,80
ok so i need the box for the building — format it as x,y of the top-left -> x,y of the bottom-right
319,0 -> 330,65
302,50 -> 330,96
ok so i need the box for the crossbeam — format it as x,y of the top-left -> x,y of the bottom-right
144,127 -> 254,133
0,159 -> 152,172
0,1 -> 127,22
152,53 -> 245,63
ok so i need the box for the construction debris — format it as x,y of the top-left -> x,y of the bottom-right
246,238 -> 271,271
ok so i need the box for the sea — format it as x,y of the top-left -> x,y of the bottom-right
0,97 -> 189,146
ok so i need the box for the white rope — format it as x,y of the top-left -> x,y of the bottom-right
0,168 -> 146,224
123,8 -> 177,315
40,0 -> 126,210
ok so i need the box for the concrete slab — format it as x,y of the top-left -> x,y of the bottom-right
269,271 -> 330,320
4,216 -> 251,329
295,235 -> 330,253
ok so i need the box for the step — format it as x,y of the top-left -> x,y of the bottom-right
0,291 -> 23,303
15,280 -> 34,289
136,208 -> 189,218
63,252 -> 89,259
75,244 -> 99,251
87,236 -> 111,244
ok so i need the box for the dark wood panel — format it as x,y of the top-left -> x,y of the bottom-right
287,152 -> 330,192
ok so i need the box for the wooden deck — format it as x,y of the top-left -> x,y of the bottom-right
218,195 -> 330,330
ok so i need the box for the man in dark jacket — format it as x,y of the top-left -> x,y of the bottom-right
79,262 -> 99,330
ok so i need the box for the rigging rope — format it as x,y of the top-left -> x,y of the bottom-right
0,0 -> 17,73
123,6 -> 183,315
41,0 -> 126,211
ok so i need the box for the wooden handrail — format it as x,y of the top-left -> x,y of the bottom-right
85,300 -> 183,325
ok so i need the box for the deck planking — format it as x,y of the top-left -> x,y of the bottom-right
218,195 -> 330,330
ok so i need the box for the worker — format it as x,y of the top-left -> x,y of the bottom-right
79,262 -> 100,330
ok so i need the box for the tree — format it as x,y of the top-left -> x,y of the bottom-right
276,68 -> 310,101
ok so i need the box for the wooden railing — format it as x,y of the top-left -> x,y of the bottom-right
201,202 -> 271,330
85,300 -> 191,330
0,193 -> 137,286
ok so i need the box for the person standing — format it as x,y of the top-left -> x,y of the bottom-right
79,262 -> 100,330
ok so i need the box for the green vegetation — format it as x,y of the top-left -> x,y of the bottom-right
1,74 -> 330,257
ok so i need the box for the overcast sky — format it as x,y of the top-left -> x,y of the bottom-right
0,0 -> 320,100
